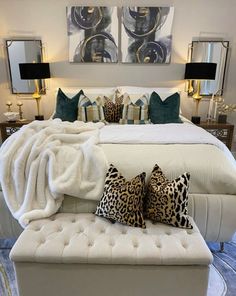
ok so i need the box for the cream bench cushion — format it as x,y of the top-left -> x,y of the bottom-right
10,213 -> 213,296
10,213 -> 212,265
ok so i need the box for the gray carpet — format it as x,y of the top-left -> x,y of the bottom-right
0,238 -> 236,296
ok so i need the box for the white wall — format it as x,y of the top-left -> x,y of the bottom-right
0,0 -> 236,135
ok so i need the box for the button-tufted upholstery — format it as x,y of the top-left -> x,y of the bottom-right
10,213 -> 212,265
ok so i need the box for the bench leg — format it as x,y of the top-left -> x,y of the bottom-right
220,242 -> 224,253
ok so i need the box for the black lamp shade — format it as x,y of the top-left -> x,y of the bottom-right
184,62 -> 217,80
19,63 -> 50,80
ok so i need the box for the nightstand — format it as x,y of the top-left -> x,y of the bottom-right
0,120 -> 32,143
197,121 -> 234,150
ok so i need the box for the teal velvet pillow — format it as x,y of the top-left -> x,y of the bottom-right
149,91 -> 182,124
53,88 -> 84,122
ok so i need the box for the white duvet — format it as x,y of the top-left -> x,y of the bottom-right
100,123 -> 232,156
99,122 -> 236,196
100,122 -> 236,164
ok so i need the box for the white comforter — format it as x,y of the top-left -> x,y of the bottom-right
100,123 -> 234,161
0,120 -> 108,226
99,122 -> 236,195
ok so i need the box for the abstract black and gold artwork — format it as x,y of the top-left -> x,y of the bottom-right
121,7 -> 174,63
67,6 -> 118,63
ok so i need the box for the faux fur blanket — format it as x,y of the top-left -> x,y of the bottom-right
0,119 -> 108,227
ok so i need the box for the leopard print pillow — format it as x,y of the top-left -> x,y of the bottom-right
95,164 -> 146,228
145,164 -> 192,229
103,95 -> 123,123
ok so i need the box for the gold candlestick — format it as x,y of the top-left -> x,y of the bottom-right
6,101 -> 12,112
17,101 -> 26,121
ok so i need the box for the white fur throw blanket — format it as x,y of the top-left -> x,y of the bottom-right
0,119 -> 108,227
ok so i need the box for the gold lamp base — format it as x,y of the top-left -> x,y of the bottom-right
33,80 -> 44,120
192,80 -> 202,100
194,99 -> 201,117
192,80 -> 202,116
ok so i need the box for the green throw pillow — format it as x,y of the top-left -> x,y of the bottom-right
53,88 -> 84,122
149,91 -> 182,124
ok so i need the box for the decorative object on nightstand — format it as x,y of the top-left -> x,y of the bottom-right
6,101 -> 12,112
207,92 -> 236,123
19,63 -> 51,120
184,62 -> 217,124
4,101 -> 19,122
218,114 -> 227,124
207,89 -> 222,122
0,120 -> 31,142
16,101 -> 26,121
215,98 -> 236,124
3,112 -> 19,122
197,121 -> 234,150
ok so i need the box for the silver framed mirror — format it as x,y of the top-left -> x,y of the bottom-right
189,40 -> 229,96
5,39 -> 45,94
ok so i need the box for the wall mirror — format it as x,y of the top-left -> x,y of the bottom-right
5,39 -> 45,94
189,40 -> 229,96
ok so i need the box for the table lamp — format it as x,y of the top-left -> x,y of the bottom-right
19,63 -> 50,120
184,62 -> 216,124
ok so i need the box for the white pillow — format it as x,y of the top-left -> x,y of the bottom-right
157,92 -> 181,101
118,86 -> 179,95
122,92 -> 149,104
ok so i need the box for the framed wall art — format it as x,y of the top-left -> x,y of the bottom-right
67,6 -> 118,63
121,7 -> 174,63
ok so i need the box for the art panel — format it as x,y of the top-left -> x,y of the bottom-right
67,6 -> 118,63
121,7 -> 174,63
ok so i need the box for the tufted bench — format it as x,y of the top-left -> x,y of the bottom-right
10,213 -> 212,296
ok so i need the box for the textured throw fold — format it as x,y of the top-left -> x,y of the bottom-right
0,119 -> 108,227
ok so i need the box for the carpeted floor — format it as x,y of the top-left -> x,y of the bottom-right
0,237 -> 236,296
207,234 -> 236,296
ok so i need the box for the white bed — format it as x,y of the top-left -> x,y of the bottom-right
0,115 -> 236,242
0,86 -> 236,243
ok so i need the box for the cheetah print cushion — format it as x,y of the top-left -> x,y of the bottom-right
95,164 -> 146,228
103,95 -> 123,123
145,164 -> 193,229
